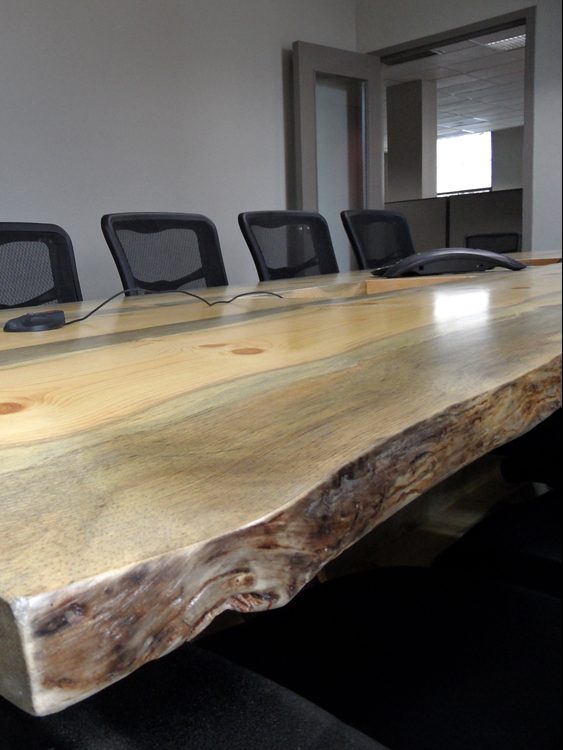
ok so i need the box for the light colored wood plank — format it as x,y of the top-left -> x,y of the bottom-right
365,274 -> 470,294
518,250 -> 561,264
0,264 -> 561,714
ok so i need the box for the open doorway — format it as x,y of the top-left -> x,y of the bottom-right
377,13 -> 533,251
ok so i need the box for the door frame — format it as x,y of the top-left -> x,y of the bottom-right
293,41 -> 384,211
368,8 -> 536,250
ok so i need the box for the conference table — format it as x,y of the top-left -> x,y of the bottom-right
0,260 -> 561,716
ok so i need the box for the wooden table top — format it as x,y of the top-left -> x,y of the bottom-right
1,263 -> 561,715
517,249 -> 562,264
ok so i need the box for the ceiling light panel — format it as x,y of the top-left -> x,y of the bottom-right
480,34 -> 526,51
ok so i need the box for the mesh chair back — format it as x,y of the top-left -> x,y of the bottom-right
466,233 -> 521,253
341,210 -> 416,270
238,211 -> 339,281
101,213 -> 228,293
0,223 -> 82,309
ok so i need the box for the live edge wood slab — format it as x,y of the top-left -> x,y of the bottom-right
1,265 -> 561,715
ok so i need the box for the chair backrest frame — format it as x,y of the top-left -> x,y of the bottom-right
0,222 -> 82,309
238,211 -> 339,281
101,212 -> 228,294
341,210 -> 416,270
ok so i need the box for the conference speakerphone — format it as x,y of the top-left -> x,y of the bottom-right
3,310 -> 66,332
371,248 -> 527,278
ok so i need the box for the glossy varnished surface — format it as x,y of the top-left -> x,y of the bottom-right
0,264 -> 561,714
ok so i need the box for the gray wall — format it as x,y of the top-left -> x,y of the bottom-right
356,0 -> 562,252
492,127 -> 524,190
0,0 -> 357,299
386,80 -> 437,202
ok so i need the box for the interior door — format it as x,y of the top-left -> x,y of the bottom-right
293,41 -> 383,270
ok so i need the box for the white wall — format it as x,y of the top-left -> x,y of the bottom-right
0,0 -> 357,299
355,0 -> 562,252
356,0 -> 536,48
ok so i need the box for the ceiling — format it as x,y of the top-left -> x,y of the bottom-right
382,27 -> 526,139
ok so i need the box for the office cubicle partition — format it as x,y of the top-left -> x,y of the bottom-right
386,189 -> 523,251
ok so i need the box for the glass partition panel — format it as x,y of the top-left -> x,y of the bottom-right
316,74 -> 366,271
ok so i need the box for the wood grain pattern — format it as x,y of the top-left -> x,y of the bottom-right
1,264 -> 561,715
517,250 -> 561,265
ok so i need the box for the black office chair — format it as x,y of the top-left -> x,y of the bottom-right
101,213 -> 228,294
434,488 -> 561,597
238,211 -> 339,281
202,566 -> 561,750
341,209 -> 415,270
0,644 -> 387,750
0,223 -> 82,309
499,408 -> 562,490
434,410 -> 562,597
466,232 -> 521,253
